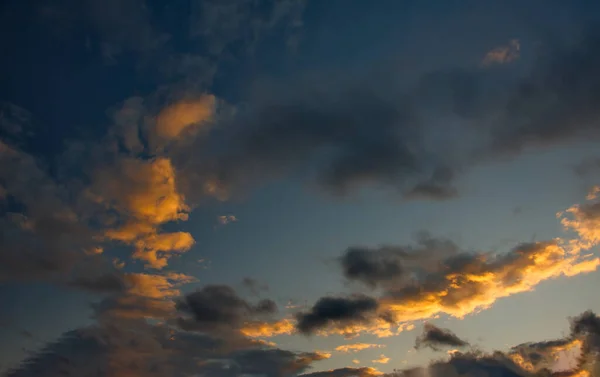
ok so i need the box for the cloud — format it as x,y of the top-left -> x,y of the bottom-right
0,140 -> 98,282
339,233 -> 460,289
183,76 -> 459,201
240,319 -> 295,338
372,355 -> 390,364
218,214 -> 239,226
177,285 -> 282,335
379,239 -> 598,323
10,310 -> 600,377
299,192 -> 600,337
507,338 -> 582,373
490,28 -> 600,155
88,156 -> 195,269
393,311 -> 600,377
181,24 -> 600,201
415,324 -> 470,351
154,95 -> 216,141
335,344 -> 385,353
482,39 -> 521,66
295,295 -> 381,336
6,319 -> 330,377
299,367 -> 383,377
559,186 -> 600,251
90,272 -> 196,320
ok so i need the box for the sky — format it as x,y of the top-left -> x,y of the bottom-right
2,0 -> 600,376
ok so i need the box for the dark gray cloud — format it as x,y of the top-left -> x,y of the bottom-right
8,310 -> 600,377
393,352 -> 528,377
415,323 -> 470,351
179,74 -> 460,202
6,319 -> 327,377
485,26 -> 600,156
0,136 -> 100,282
230,348 -> 328,377
295,295 -> 380,335
398,311 -> 600,377
339,233 -> 460,289
177,285 -> 278,332
175,22 -> 600,203
299,367 -> 382,377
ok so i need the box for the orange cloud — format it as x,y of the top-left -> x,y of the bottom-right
352,359 -> 360,365
155,95 -> 215,140
90,157 -> 195,269
559,187 -> 600,251
380,240 -> 599,323
335,343 -> 385,353
131,231 -> 195,269
372,355 -> 389,364
508,338 -> 583,374
124,272 -> 195,299
240,319 -> 295,337
97,272 -> 196,320
482,39 -> 520,65
316,317 -> 402,339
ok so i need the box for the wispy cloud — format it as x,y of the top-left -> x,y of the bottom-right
335,343 -> 385,353
372,355 -> 390,364
482,39 -> 521,66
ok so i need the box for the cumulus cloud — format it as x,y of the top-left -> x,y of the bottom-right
394,311 -> 600,377
295,295 -> 383,336
415,324 -> 470,351
297,192 -> 600,337
339,233 -> 460,289
176,284 -> 290,340
88,156 -> 195,269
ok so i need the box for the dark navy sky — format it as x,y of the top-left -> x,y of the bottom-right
2,1 -> 600,376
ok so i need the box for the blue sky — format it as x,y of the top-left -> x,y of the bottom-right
2,1 -> 600,377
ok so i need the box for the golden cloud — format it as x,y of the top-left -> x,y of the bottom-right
380,240 -> 599,323
240,319 -> 296,337
316,317 -> 402,339
98,272 -> 196,320
559,186 -> 600,251
335,343 -> 385,353
155,95 -> 215,140
372,355 -> 390,364
90,157 -> 195,269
